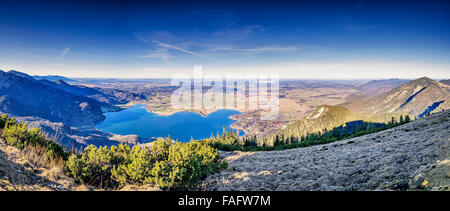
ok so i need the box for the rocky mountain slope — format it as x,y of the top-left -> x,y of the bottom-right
13,116 -> 141,150
343,77 -> 450,117
0,70 -> 105,127
0,70 -> 146,149
201,109 -> 450,191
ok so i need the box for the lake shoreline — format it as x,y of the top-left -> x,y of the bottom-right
96,104 -> 243,142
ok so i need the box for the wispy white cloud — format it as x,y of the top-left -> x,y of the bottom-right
153,41 -> 204,57
13,47 -> 75,60
59,47 -> 70,59
213,45 -> 300,53
212,25 -> 264,40
139,48 -> 169,61
134,25 -> 301,62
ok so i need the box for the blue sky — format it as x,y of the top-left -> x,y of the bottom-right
0,0 -> 449,79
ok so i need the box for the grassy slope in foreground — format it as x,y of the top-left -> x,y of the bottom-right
201,109 -> 450,191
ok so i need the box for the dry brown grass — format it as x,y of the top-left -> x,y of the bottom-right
0,139 -> 81,191
22,144 -> 64,170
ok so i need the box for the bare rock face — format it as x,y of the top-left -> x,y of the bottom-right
13,116 -> 119,150
110,134 -> 141,145
201,110 -> 450,191
79,102 -> 91,110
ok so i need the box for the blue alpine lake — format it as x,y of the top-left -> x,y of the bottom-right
96,104 -> 242,142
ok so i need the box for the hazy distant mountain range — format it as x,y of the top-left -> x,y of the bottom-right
36,78 -> 127,105
355,79 -> 409,96
32,74 -> 77,82
440,79 -> 450,85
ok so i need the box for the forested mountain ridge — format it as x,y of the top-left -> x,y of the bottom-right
261,105 -> 403,147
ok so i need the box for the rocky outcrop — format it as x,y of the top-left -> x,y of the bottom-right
109,134 -> 141,145
201,110 -> 450,191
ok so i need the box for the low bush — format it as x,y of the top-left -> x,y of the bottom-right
65,145 -> 126,188
22,143 -> 65,170
66,139 -> 227,190
1,120 -> 67,160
